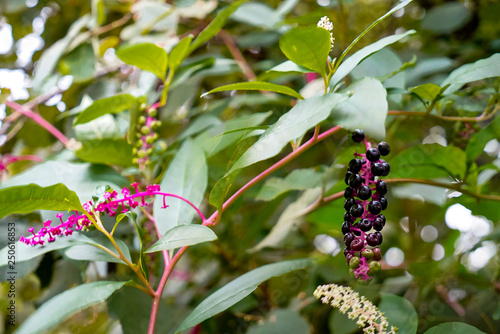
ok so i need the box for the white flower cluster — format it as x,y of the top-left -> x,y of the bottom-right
313,284 -> 398,334
317,16 -> 335,49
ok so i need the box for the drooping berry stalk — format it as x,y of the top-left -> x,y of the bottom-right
0,154 -> 43,179
342,129 -> 391,282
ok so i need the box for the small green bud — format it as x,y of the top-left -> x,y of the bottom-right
132,158 -> 138,164
132,148 -> 137,154
136,139 -> 143,147
138,116 -> 146,124
137,150 -> 147,158
148,108 -> 157,117
348,268 -> 355,277
146,136 -> 156,145
151,120 -> 162,130
349,256 -> 360,269
146,148 -> 153,155
141,126 -> 150,135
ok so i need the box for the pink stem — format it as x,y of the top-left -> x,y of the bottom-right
4,101 -> 69,145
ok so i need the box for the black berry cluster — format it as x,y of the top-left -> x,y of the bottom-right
342,129 -> 391,282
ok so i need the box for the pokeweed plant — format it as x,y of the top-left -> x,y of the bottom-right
0,0 -> 499,333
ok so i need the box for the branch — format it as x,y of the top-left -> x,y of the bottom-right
219,29 -> 256,81
389,102 -> 499,122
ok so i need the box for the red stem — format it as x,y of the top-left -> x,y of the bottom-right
4,101 -> 69,145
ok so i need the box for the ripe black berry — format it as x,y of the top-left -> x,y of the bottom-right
381,162 -> 390,176
348,158 -> 362,173
348,174 -> 363,188
373,216 -> 385,231
351,129 -> 365,143
366,148 -> 380,162
349,203 -> 364,217
357,185 -> 372,200
358,218 -> 372,232
374,232 -> 383,244
344,198 -> 356,210
368,200 -> 382,215
378,141 -> 390,156
379,196 -> 388,210
344,187 -> 354,198
366,233 -> 380,246
376,180 -> 388,195
371,162 -> 385,176
345,171 -> 353,185
345,253 -> 354,264
341,221 -> 352,235
344,232 -> 355,247
350,238 -> 364,251
344,212 -> 353,222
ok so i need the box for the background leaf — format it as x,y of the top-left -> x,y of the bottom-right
421,2 -> 472,34
379,293 -> 418,334
145,224 -> 216,252
176,258 -> 312,332
75,138 -> 134,167
117,43 -> 168,79
15,281 -> 127,334
423,322 -> 486,334
256,168 -> 323,201
202,81 -> 303,99
279,26 -> 331,77
0,184 -> 83,219
74,94 -> 138,125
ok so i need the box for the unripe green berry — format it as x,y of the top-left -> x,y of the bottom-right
368,261 -> 381,274
146,148 -> 153,155
137,150 -> 147,158
132,148 -> 137,154
136,139 -> 143,147
138,116 -> 146,124
349,256 -> 360,269
362,248 -> 374,260
348,268 -> 355,277
151,120 -> 162,130
132,157 -> 138,164
148,108 -> 157,117
146,136 -> 156,145
141,126 -> 150,135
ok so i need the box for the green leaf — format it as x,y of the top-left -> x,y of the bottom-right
279,26 -> 331,77
169,36 -> 193,71
58,43 -> 96,83
247,309 -> 311,334
441,53 -> 500,95
379,293 -> 418,334
189,0 -> 248,53
266,60 -> 312,74
176,258 -> 312,332
145,224 -> 217,252
75,138 -> 134,168
0,88 -> 11,103
335,0 -> 412,72
421,2 -> 472,35
466,116 -> 500,160
74,94 -> 138,125
228,92 -> 347,174
153,140 -> 207,234
331,78 -> 388,140
424,322 -> 486,334
0,184 -> 83,219
330,30 -> 415,87
63,236 -> 131,264
117,43 -> 168,80
202,81 -> 303,99
231,2 -> 281,29
15,281 -> 127,334
410,83 -> 442,101
256,168 -> 322,201
389,144 -> 467,179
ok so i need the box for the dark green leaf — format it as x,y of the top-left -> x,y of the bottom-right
15,281 -> 127,334
58,43 -> 96,83
202,81 -> 303,99
74,94 -> 138,125
75,138 -> 134,168
379,293 -> 418,334
466,116 -> 500,160
228,92 -> 347,173
189,0 -> 248,53
389,144 -> 467,179
0,184 -> 83,219
421,3 -> 472,34
176,258 -> 312,332
117,43 -> 168,80
331,30 -> 415,87
279,26 -> 331,77
145,224 -> 217,252
256,168 -> 322,201
153,140 -> 207,234
424,322 -> 486,334
441,53 -> 500,95
332,78 -> 388,140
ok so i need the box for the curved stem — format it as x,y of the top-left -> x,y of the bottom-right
388,104 -> 499,122
4,101 -> 69,145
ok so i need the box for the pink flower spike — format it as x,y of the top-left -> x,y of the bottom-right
43,220 -> 52,227
103,192 -> 111,199
121,188 -> 130,196
28,227 -> 35,234
131,182 -> 139,193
